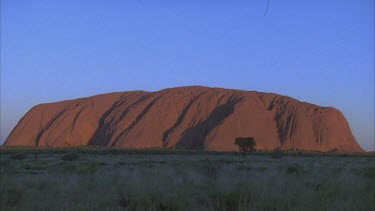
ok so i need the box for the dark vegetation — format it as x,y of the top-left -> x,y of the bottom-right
10,153 -> 28,160
271,147 -> 283,159
61,152 -> 79,161
234,137 -> 256,153
0,146 -> 374,210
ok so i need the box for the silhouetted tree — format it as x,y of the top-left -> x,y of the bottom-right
235,137 -> 256,153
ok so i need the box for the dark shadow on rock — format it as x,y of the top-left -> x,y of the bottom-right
176,96 -> 244,150
110,96 -> 162,147
162,91 -> 210,147
35,108 -> 70,146
87,93 -> 151,146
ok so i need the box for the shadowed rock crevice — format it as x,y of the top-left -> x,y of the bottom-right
162,91 -> 210,147
71,106 -> 87,129
176,96 -> 244,150
312,108 -> 324,144
111,96 -> 162,147
268,96 -> 301,146
67,105 -> 88,145
87,93 -> 151,146
109,94 -> 152,126
35,108 -> 70,146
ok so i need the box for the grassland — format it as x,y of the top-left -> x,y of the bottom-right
0,147 -> 374,211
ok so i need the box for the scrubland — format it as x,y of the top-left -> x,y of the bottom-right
0,147 -> 374,211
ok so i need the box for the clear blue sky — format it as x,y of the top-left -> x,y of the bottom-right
1,0 -> 374,151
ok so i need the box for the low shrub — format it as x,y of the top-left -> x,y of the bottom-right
10,153 -> 27,160
116,161 -> 127,166
271,148 -> 283,159
286,165 -> 305,175
212,191 -> 251,211
61,163 -> 77,173
2,187 -> 23,207
61,152 -> 79,161
0,159 -> 10,166
359,167 -> 375,179
31,165 -> 48,171
62,161 -> 106,174
118,197 -> 130,209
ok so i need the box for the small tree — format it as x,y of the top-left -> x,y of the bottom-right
235,137 -> 256,153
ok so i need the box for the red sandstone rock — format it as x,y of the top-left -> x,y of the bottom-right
4,86 -> 364,153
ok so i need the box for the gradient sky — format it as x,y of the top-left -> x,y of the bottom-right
1,0 -> 374,151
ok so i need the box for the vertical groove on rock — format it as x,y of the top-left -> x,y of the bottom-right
176,95 -> 244,150
87,92 -> 150,146
71,106 -> 87,130
109,94 -> 152,126
269,96 -> 301,146
35,108 -> 70,146
162,91 -> 210,146
110,96 -> 162,147
67,105 -> 88,145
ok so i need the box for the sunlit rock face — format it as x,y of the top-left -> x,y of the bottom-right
4,86 -> 364,153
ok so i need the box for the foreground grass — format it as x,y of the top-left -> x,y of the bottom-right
0,148 -> 374,211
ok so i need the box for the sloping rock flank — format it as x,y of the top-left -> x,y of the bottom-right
4,86 -> 363,153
